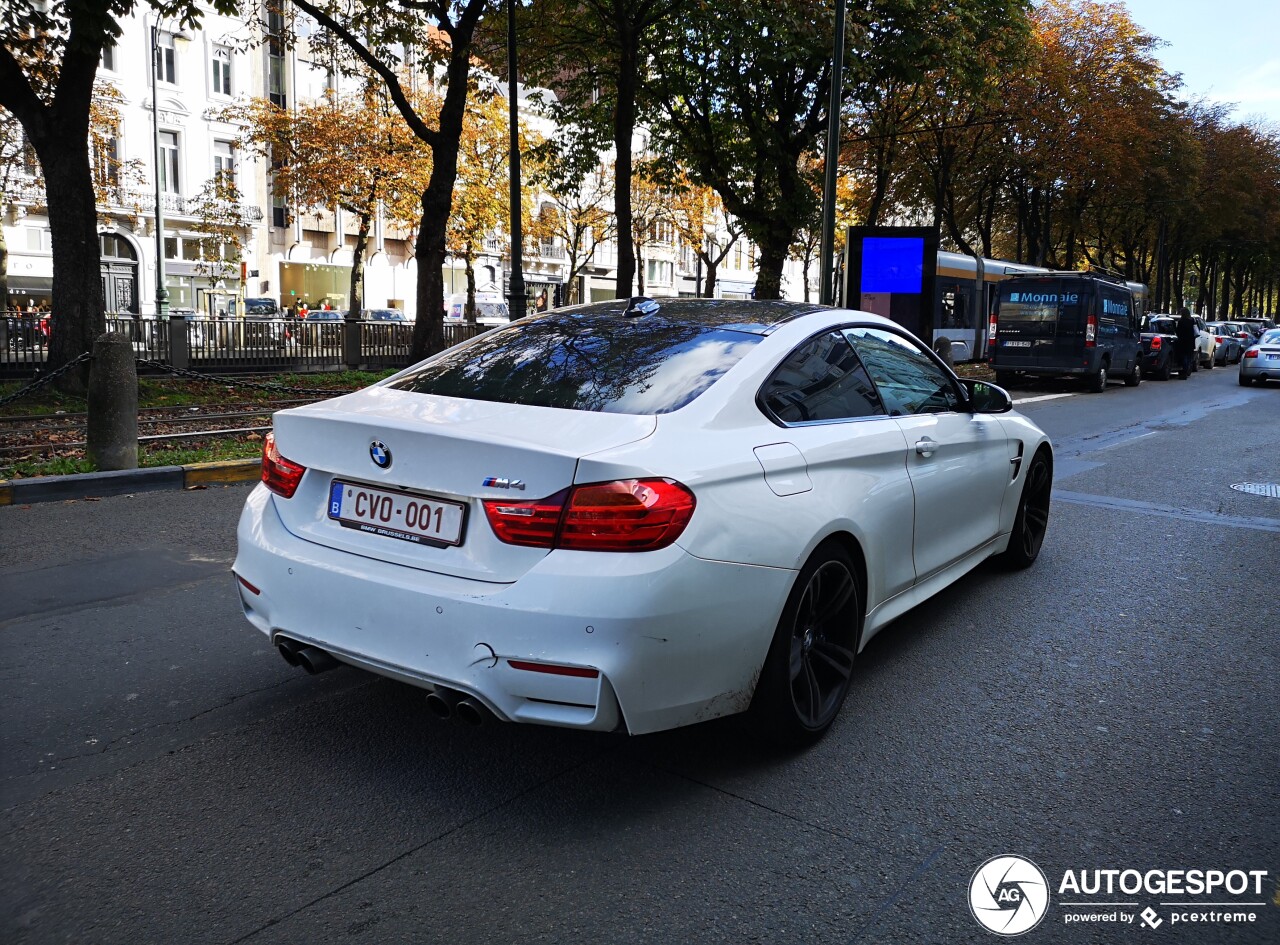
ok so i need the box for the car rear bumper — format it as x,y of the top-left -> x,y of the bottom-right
1240,360 -> 1280,381
233,484 -> 794,735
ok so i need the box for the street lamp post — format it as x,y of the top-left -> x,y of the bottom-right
150,24 -> 169,320
504,0 -> 527,321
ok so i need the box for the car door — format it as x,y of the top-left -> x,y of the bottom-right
758,330 -> 917,607
845,326 -> 1010,581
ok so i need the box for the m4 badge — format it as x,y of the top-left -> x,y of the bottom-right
481,477 -> 526,490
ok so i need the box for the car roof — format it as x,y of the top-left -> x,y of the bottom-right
551,298 -> 828,335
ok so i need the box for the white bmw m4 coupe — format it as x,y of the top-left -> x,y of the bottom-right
234,298 -> 1052,746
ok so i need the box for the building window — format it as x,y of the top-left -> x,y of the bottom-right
156,32 -> 177,84
94,133 -> 122,188
212,45 -> 233,96
213,140 -> 235,184
164,236 -> 179,259
158,130 -> 180,193
101,39 -> 116,72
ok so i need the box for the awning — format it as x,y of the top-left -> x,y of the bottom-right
5,275 -> 54,294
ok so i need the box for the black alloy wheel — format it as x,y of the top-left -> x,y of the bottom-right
999,451 -> 1052,569
753,543 -> 861,747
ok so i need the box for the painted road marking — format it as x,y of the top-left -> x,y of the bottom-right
1012,392 -> 1077,405
1053,490 -> 1280,533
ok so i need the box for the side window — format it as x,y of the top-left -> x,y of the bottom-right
844,326 -> 964,416
760,331 -> 885,424
1099,287 -> 1129,337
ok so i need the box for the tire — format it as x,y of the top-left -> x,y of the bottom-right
1123,361 -> 1141,387
751,542 -> 861,748
1205,354 -> 1215,370
1157,355 -> 1172,381
994,371 -> 1016,389
998,451 -> 1052,570
1239,372 -> 1253,387
1086,363 -> 1108,393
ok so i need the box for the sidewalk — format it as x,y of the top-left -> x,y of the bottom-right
0,458 -> 259,506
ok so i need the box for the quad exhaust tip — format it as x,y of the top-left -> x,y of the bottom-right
276,638 -> 340,675
425,688 -> 491,725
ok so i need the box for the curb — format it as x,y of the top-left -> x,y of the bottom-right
0,458 -> 259,507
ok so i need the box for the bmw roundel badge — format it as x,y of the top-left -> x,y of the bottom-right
369,440 -> 392,469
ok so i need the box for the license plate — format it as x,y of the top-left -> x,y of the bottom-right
1004,340 -> 1032,347
327,480 -> 465,546
1267,353 -> 1279,360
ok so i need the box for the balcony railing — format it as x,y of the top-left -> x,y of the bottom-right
5,177 -> 262,222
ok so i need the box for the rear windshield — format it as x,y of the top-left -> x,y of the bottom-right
388,312 -> 762,414
245,299 -> 278,316
998,280 -> 1086,327
1147,318 -> 1176,333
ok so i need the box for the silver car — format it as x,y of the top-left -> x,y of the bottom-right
1239,328 -> 1280,386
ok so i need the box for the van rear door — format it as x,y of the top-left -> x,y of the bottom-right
994,278 -> 1086,369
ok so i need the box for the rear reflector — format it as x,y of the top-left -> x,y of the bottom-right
484,478 -> 695,552
262,431 -> 306,498
236,574 -> 261,595
508,659 -> 600,678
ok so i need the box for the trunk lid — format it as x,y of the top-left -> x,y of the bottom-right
269,385 -> 656,583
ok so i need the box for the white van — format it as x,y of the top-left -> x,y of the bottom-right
446,292 -> 510,325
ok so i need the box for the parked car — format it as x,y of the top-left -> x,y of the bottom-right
1139,314 -> 1180,380
364,308 -> 412,344
241,297 -> 285,347
1191,315 -> 1217,369
1239,327 -> 1280,386
446,292 -> 510,325
1237,317 -> 1277,340
235,298 -> 1053,746
1204,322 -> 1244,364
300,308 -> 345,345
991,272 -> 1142,391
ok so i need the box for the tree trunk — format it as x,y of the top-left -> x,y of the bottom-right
755,234 -> 789,300
464,250 -> 477,323
347,211 -> 371,316
634,241 -> 645,295
38,136 -> 104,391
703,256 -> 718,299
613,36 -> 638,298
0,223 -> 9,310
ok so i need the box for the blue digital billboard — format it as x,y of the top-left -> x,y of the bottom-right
860,237 -> 925,294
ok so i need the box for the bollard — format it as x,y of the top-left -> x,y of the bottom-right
86,332 -> 138,471
343,313 -> 362,369
168,310 -> 189,371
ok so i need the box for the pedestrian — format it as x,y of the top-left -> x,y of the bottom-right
1175,307 -> 1196,379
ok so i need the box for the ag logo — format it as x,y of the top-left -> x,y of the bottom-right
969,855 -> 1049,936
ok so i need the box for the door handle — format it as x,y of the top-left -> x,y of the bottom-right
915,436 -> 937,457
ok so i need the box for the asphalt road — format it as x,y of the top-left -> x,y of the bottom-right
2,366 -> 1277,944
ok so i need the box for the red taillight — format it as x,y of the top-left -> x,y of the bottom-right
1085,314 -> 1097,347
483,478 -> 696,552
1215,335 -> 1226,344
1150,335 -> 1162,350
261,431 -> 306,498
1244,349 -> 1259,359
483,489 -> 568,547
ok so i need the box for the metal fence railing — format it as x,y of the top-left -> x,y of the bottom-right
1,312 -> 492,381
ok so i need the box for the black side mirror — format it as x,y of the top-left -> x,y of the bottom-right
961,378 -> 1013,413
